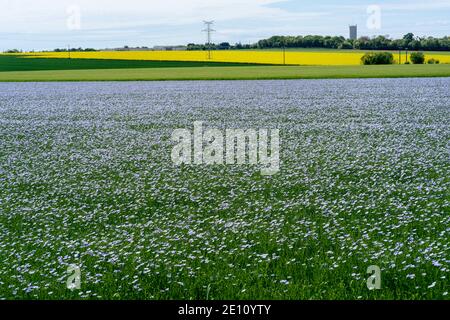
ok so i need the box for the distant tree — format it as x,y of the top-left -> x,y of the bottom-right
187,43 -> 205,50
427,58 -> 440,64
354,36 -> 371,49
410,52 -> 425,64
361,52 -> 394,65
403,33 -> 415,44
339,41 -> 353,49
218,42 -> 231,50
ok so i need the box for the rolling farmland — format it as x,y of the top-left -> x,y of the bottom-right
2,0 -> 450,308
0,79 -> 449,300
22,50 -> 450,65
1,55 -> 450,82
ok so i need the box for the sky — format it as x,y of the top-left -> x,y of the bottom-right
1,0 -> 450,51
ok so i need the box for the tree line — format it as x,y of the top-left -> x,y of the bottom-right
53,47 -> 97,52
4,33 -> 449,53
187,33 -> 450,51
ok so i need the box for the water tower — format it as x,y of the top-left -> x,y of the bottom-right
349,25 -> 358,40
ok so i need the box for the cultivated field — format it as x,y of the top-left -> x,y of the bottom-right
21,50 -> 450,65
1,51 -> 450,82
1,65 -> 450,82
0,54 -> 261,72
0,79 -> 448,300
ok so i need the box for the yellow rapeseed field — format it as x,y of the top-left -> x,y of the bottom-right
23,50 -> 450,66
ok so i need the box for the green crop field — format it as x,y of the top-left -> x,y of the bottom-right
0,78 -> 449,300
0,54 -> 261,72
0,64 -> 450,82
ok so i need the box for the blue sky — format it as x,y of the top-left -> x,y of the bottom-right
1,0 -> 449,51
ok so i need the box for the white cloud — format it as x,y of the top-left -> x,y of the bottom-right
330,0 -> 450,12
1,0 -> 309,33
381,0 -> 450,11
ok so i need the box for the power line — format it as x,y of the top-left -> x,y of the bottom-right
202,21 -> 215,60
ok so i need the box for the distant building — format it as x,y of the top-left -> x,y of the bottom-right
107,46 -> 187,52
349,25 -> 358,40
152,46 -> 187,51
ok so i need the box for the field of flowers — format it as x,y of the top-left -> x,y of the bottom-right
23,50 -> 450,66
0,79 -> 449,300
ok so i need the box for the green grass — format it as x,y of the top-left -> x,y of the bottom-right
0,64 -> 449,81
0,54 -> 262,72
